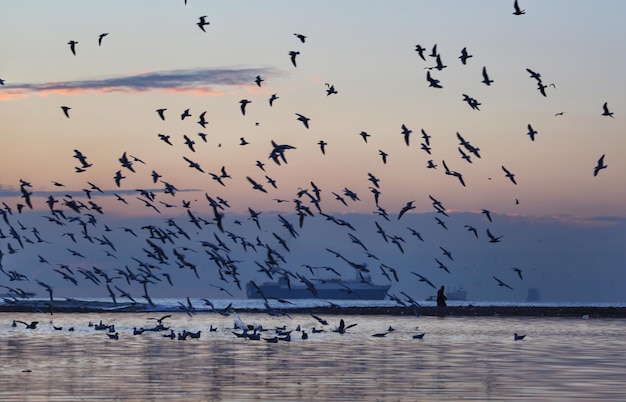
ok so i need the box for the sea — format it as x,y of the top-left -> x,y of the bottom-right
1,298 -> 626,401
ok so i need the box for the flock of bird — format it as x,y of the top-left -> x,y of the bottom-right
0,0 -> 617,320
9,312 -> 527,343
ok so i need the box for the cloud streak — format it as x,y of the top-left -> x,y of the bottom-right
0,67 -> 276,100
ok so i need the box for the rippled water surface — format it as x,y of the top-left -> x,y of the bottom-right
1,313 -> 625,401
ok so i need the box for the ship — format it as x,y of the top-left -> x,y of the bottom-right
246,273 -> 391,300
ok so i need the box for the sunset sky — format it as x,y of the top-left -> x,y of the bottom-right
1,1 -> 625,304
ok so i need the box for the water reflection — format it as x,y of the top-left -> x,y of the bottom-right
1,314 -> 625,401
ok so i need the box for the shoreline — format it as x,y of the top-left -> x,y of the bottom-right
1,304 -> 625,318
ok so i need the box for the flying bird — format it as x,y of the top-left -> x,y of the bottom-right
239,99 -> 252,116
527,124 -> 537,141
513,0 -> 525,15
401,124 -> 412,146
197,111 -> 208,128
501,165 -> 517,185
481,66 -> 494,86
269,93 -> 279,106
512,267 -> 523,280
289,51 -> 300,67
246,176 -> 267,193
601,102 -> 614,118
295,113 -> 310,128
411,272 -> 436,289
197,16 -> 210,32
98,33 -> 109,46
493,276 -> 514,290
317,140 -> 328,155
294,33 -> 307,43
426,71 -> 442,88
255,75 -> 264,87
325,83 -> 338,96
61,106 -> 71,118
593,154 -> 607,176
397,201 -> 415,220
459,47 -> 473,64
156,108 -> 166,120
486,228 -> 503,243
414,44 -> 426,60
68,40 -> 78,55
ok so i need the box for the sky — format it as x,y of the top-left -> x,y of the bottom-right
1,1 -> 625,305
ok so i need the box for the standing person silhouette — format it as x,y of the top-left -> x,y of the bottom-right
436,285 -> 447,307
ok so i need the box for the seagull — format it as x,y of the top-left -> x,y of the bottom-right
439,246 -> 453,261
429,44 -> 438,58
481,209 -> 492,222
435,258 -> 451,274
411,272 -> 436,289
401,124 -> 412,146
465,225 -> 478,238
156,108 -> 167,120
68,40 -> 78,55
325,83 -> 338,96
501,165 -> 517,185
527,124 -> 537,141
486,228 -> 503,243
237,99 -> 253,116
601,102 -> 614,118
593,154 -> 607,176
426,71 -> 442,88
398,201 -> 415,220
526,68 -> 542,81
481,66 -> 494,86
158,134 -> 173,145
255,75 -> 264,87
379,150 -> 388,164
269,93 -> 279,106
513,0 -> 525,15
181,108 -> 191,120
317,140 -> 328,155
414,44 -> 426,60
294,33 -> 307,43
197,111 -> 208,128
98,33 -> 109,46
182,156 -> 204,173
183,135 -> 196,152
14,320 -> 39,329
289,51 -> 300,67
514,333 -> 526,341
459,47 -> 473,65
494,276 -> 514,290
197,16 -> 210,32
113,171 -> 125,187
512,267 -> 523,280
246,176 -> 267,193
295,113 -> 310,128
311,314 -> 328,325
61,106 -> 71,118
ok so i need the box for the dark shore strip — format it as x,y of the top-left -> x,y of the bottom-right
1,304 -> 625,318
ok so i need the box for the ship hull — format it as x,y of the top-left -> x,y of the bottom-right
246,281 -> 390,300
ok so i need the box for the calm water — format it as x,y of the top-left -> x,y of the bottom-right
1,312 -> 625,401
